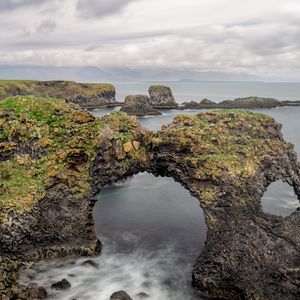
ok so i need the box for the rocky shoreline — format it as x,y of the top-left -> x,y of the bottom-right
180,96 -> 300,109
1,96 -> 300,299
1,80 -> 300,113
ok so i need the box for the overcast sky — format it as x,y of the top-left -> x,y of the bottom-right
1,0 -> 300,79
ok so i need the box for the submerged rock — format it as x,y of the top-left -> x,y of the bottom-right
81,260 -> 99,269
110,290 -> 133,300
136,292 -> 150,298
51,279 -> 71,290
148,85 -> 178,108
1,97 -> 300,300
120,95 -> 161,116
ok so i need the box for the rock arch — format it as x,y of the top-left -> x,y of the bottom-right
1,98 -> 300,299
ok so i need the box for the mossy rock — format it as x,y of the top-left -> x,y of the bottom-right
0,80 -> 116,108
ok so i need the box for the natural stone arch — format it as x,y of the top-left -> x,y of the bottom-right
1,97 -> 300,299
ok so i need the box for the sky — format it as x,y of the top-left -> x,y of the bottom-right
1,0 -> 300,79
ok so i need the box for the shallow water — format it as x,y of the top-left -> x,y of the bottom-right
19,91 -> 300,299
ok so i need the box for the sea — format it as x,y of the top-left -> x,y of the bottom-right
19,81 -> 300,300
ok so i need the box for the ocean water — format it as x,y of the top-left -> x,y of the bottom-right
113,81 -> 300,102
19,83 -> 300,300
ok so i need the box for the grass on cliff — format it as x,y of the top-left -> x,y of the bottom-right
0,80 -> 115,100
0,96 -> 141,222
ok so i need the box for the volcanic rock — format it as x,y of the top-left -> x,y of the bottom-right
51,279 -> 71,290
120,95 -> 161,116
148,85 -> 178,108
110,290 -> 133,300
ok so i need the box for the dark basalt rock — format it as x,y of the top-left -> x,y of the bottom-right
81,259 -> 99,269
51,279 -> 71,290
110,290 -> 133,300
120,95 -> 161,116
1,97 -> 300,300
181,96 -> 300,109
148,85 -> 178,109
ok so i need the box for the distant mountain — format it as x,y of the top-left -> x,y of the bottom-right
0,65 -> 263,82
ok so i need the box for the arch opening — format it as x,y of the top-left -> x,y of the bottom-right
19,172 -> 207,300
261,180 -> 300,217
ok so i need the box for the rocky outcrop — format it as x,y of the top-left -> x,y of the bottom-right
120,95 -> 161,116
148,85 -> 178,109
181,96 -> 300,109
0,80 -> 118,109
1,96 -> 300,299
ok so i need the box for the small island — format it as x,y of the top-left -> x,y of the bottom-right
120,95 -> 161,116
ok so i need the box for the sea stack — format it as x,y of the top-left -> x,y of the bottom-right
148,85 -> 178,108
120,95 -> 161,116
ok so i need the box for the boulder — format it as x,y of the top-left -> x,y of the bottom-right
110,290 -> 133,300
148,85 -> 178,108
120,95 -> 161,116
51,279 -> 71,290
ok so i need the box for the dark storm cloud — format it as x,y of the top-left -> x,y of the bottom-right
0,0 -> 48,11
76,0 -> 136,18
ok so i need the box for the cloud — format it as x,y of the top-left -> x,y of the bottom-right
76,0 -> 136,18
36,20 -> 57,34
0,0 -> 300,80
0,0 -> 48,11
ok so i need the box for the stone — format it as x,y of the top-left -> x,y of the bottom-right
81,260 -> 99,269
132,141 -> 140,151
26,283 -> 47,299
148,85 -> 178,108
110,290 -> 133,300
123,141 -> 134,153
51,279 -> 71,290
136,292 -> 150,298
120,95 -> 161,116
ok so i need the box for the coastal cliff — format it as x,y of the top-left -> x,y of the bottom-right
1,97 -> 300,299
0,80 -> 118,109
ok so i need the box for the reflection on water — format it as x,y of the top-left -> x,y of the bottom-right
261,180 -> 299,217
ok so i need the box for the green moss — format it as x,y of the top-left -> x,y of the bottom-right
0,96 -> 139,222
